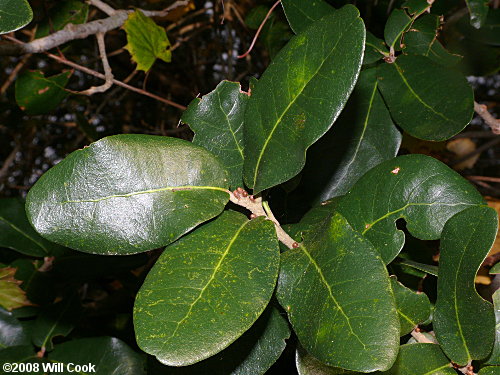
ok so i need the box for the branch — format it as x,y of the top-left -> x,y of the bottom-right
0,0 -> 190,56
79,32 -> 114,95
410,328 -> 438,344
474,101 -> 500,134
229,188 -> 298,249
88,0 -> 116,16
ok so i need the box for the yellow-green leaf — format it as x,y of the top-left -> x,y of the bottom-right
0,268 -> 30,311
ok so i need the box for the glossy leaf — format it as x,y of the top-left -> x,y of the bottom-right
465,0 -> 490,28
35,0 -> 89,38
377,55 -> 473,141
384,9 -> 412,49
0,346 -> 40,368
182,81 -> 248,189
364,32 -> 388,65
390,276 -> 431,335
301,68 -> 401,202
15,70 -> 72,115
396,259 -> 438,277
434,206 -> 497,365
486,289 -> 500,364
134,211 -> 280,366
243,5 -> 365,193
0,0 -> 32,34
0,198 -> 62,257
403,0 -> 433,15
277,212 -> 399,372
26,134 -> 229,255
460,9 -> 500,46
480,367 -> 500,375
0,307 -> 31,348
164,307 -> 290,375
281,0 -> 335,34
382,343 -> 455,374
32,296 -> 81,351
0,268 -> 30,311
296,346 -> 360,375
124,10 -> 171,72
337,154 -> 485,263
48,337 -> 146,375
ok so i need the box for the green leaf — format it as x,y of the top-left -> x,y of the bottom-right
395,259 -> 438,277
296,346 -> 360,374
364,32 -> 388,65
124,10 -> 171,72
163,307 -> 290,375
465,0 -> 490,29
486,289 -> 500,364
384,9 -> 412,49
459,9 -> 500,46
491,263 -> 500,274
243,5 -> 365,193
281,0 -> 336,34
0,198 -> 62,257
0,307 -> 31,348
434,206 -> 497,365
35,0 -> 89,38
382,343 -> 455,374
32,295 -> 82,351
390,276 -> 431,335
377,55 -> 473,141
480,367 -> 500,375
0,346 -> 41,370
301,68 -> 401,201
0,268 -> 30,311
134,211 -> 280,366
48,337 -> 146,375
182,81 -> 248,190
277,212 -> 399,372
26,134 -> 229,255
337,154 -> 485,264
15,70 -> 72,115
0,0 -> 32,34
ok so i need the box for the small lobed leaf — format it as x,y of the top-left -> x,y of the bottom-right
15,70 -> 72,115
277,212 -> 399,372
26,134 -> 230,255
0,0 -> 33,34
134,210 -> 280,366
434,206 -> 497,365
48,337 -> 146,375
281,0 -> 335,34
124,10 -> 171,72
337,154 -> 485,264
390,276 -> 431,335
377,54 -> 473,141
182,81 -> 248,190
0,268 -> 31,311
243,5 -> 365,193
382,343 -> 456,374
35,0 -> 89,38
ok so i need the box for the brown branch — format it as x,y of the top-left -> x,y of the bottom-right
0,145 -> 20,180
0,1 -> 190,56
466,175 -> 500,183
474,101 -> 500,134
79,32 -> 114,95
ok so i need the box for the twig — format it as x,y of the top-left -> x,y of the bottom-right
229,187 -> 298,249
238,0 -> 281,59
474,101 -> 500,134
87,0 -> 116,16
0,145 -> 20,180
466,175 -> 500,183
410,328 -> 438,344
0,54 -> 31,94
79,32 -> 114,95
0,1 -> 190,56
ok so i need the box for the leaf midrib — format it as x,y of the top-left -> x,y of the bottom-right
0,216 -> 48,254
252,17 -> 357,189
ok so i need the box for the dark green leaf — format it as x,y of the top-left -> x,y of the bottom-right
164,307 -> 290,375
0,0 -> 33,34
0,307 -> 31,348
243,5 -> 365,193
296,346 -> 360,374
465,0 -> 490,29
490,263 -> 500,274
182,81 -> 248,190
35,0 -> 89,38
281,0 -> 336,34
0,198 -> 62,257
15,70 -> 72,115
48,337 -> 146,375
480,367 -> 500,375
486,289 -> 500,364
384,9 -> 412,49
26,134 -> 229,255
32,295 -> 82,351
134,211 -> 280,366
0,346 -> 41,371
301,68 -> 401,201
124,10 -> 171,72
459,9 -> 500,46
382,343 -> 455,374
390,276 -> 431,335
337,154 -> 484,263
395,259 -> 438,277
434,206 -> 497,365
364,32 -> 388,65
277,212 -> 399,372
